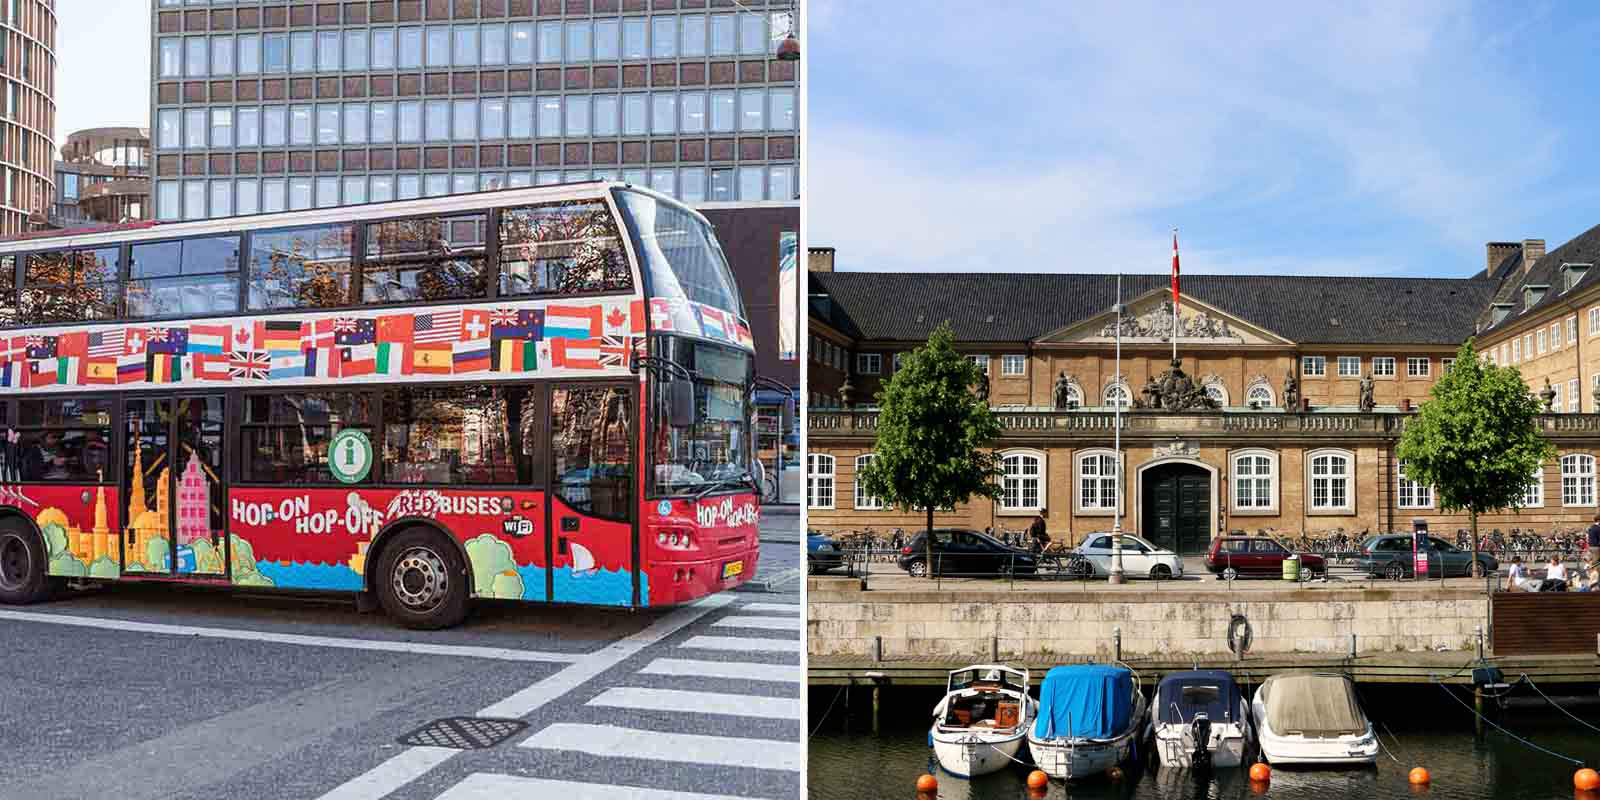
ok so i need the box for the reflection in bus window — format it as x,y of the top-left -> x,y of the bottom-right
382,385 -> 538,485
240,392 -> 374,483
21,248 -> 120,324
247,223 -> 356,310
552,386 -> 633,517
0,256 -> 15,326
127,235 -> 242,318
363,213 -> 488,303
614,189 -> 742,317
497,201 -> 631,297
15,398 -> 114,482
648,337 -> 753,497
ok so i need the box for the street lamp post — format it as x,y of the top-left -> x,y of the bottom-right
1110,276 -> 1126,585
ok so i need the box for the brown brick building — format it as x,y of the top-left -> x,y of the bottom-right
806,226 -> 1600,555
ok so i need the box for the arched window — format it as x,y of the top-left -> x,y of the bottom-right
1396,459 -> 1433,509
1203,381 -> 1228,406
999,450 -> 1045,512
1306,448 -> 1353,512
1076,449 -> 1120,513
1231,449 -> 1277,513
1103,383 -> 1131,409
807,453 -> 835,509
1561,453 -> 1595,507
1246,382 -> 1274,407
854,453 -> 883,510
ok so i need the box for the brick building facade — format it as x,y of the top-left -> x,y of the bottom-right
806,227 -> 1600,555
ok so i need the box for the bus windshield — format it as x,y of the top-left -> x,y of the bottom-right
614,188 -> 744,320
650,336 -> 755,498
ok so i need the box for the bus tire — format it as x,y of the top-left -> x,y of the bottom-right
0,518 -> 52,605
376,527 -> 469,630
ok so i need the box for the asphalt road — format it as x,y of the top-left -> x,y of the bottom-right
0,511 -> 802,800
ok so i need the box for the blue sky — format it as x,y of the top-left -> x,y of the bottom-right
55,2 -> 150,147
808,1 -> 1600,278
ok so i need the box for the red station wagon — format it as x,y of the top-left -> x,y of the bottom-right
1205,536 -> 1326,579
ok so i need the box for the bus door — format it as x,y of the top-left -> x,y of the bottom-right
547,383 -> 637,607
120,395 -> 228,578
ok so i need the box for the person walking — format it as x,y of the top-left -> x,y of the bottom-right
1028,509 -> 1051,553
1586,514 -> 1600,568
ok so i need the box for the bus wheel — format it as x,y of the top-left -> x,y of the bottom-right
377,528 -> 469,630
0,519 -> 52,605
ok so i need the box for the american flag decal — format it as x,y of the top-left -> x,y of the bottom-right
88,330 -> 125,358
414,310 -> 463,343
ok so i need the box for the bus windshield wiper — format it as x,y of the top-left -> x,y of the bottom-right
693,476 -> 752,502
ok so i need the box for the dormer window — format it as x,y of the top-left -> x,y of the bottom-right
1524,285 -> 1548,311
1491,303 -> 1513,325
1563,263 -> 1592,293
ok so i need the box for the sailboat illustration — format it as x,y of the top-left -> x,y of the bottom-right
569,541 -> 598,577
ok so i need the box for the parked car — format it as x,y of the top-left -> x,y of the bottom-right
1205,535 -> 1326,579
808,531 -> 846,575
1355,534 -> 1496,579
1072,533 -> 1185,579
896,528 -> 1039,578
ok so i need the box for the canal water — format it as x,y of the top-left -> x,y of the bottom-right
808,684 -> 1600,800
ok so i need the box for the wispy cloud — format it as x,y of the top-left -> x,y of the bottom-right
810,1 -> 1597,276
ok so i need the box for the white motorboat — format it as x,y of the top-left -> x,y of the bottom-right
930,665 -> 1036,777
1250,672 -> 1379,765
1026,664 -> 1148,781
1152,670 -> 1253,769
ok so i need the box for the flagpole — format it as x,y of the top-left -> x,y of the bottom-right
1172,228 -> 1179,365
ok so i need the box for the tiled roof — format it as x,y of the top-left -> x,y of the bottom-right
1480,222 -> 1600,333
811,271 -> 1498,345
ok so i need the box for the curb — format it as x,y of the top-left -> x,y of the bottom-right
737,567 -> 803,594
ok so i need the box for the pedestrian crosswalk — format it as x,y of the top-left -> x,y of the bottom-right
432,597 -> 802,800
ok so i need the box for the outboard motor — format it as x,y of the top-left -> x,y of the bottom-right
1189,714 -> 1213,773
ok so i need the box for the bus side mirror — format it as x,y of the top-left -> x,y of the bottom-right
670,380 -> 695,428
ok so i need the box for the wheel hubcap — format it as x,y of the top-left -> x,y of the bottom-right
0,534 -> 31,591
392,546 -> 449,612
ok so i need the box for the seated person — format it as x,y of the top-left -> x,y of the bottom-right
1507,557 -> 1539,592
1539,556 -> 1569,592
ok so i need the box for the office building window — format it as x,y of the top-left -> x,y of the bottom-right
344,29 -> 367,70
564,95 -> 588,137
594,19 -> 618,59
564,21 -> 589,62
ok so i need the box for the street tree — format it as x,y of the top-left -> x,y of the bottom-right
1396,339 -> 1554,577
857,322 -> 1003,577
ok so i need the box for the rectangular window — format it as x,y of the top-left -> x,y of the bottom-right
1309,452 -> 1351,511
1571,378 -> 1581,413
739,87 -> 765,131
563,95 -> 589,137
261,179 -> 286,213
680,167 -> 706,204
481,23 -> 507,65
316,104 -> 341,145
1397,460 -> 1432,509
681,15 -> 706,56
210,108 -> 234,147
651,92 -> 676,135
710,13 -> 735,55
211,35 -> 234,75
858,353 -> 881,375
290,31 -> 314,73
370,175 -> 394,203
738,166 -> 764,200
709,168 -> 734,201
1337,355 -> 1359,377
622,93 -> 647,136
1538,329 -> 1547,354
537,21 -> 561,63
621,18 -> 646,59
1512,338 -> 1521,362
1078,453 -> 1118,511
1000,453 -> 1042,511
1590,307 -> 1600,337
1568,315 -> 1578,344
767,165 -> 794,201
264,33 -> 288,72
157,182 -> 181,220
317,30 -> 339,72
369,102 -> 394,143
236,178 -> 259,216
343,103 -> 368,144
290,104 -> 313,145
509,22 -> 533,63
246,223 -> 356,311
591,94 -> 618,136
426,25 -> 450,67
242,393 -> 375,484
21,249 -> 120,323
399,26 -> 423,69
382,386 -> 540,485
649,168 -> 675,196
509,97 -> 534,138
316,176 -> 339,208
238,33 -> 260,73
593,19 -> 618,59
363,212 -> 488,303
1002,354 -> 1026,376
184,108 -> 207,149
425,99 -> 450,141
237,107 -> 259,147
289,178 -> 313,210
1233,453 -> 1273,509
1301,356 -> 1326,376
1406,357 -> 1429,377
372,28 -> 395,69
186,36 -> 208,76
565,20 -> 590,62
212,180 -> 234,218
158,109 -> 180,149
453,24 -> 478,66
1525,333 -> 1534,358
652,16 -> 677,58
967,354 -> 989,373
481,98 -> 506,140
159,37 -> 182,77
1372,356 -> 1396,376
14,399 -> 113,483
1524,468 -> 1544,507
807,454 -> 834,509
263,105 -> 286,146
398,100 -> 423,143
1442,357 -> 1455,373
497,200 -> 631,297
398,175 -> 421,200
1562,455 -> 1596,507
770,87 -> 796,130
710,90 -> 735,132
740,12 -> 767,54
1552,322 -> 1562,350
534,96 -> 561,137
452,99 -> 478,140
126,235 -> 241,318
344,29 -> 368,70
678,90 -> 707,134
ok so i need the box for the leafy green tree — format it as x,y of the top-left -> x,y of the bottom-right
857,322 -> 1003,577
1396,339 -> 1554,576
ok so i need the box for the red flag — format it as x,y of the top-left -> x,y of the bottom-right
1171,231 -> 1181,312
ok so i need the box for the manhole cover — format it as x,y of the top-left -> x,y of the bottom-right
397,717 -> 529,749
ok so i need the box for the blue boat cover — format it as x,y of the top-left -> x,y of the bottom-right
1155,670 -> 1239,725
1032,665 -> 1133,740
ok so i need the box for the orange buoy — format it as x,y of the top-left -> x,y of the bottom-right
1249,762 -> 1272,782
1027,770 -> 1049,789
1576,768 -> 1600,791
915,773 -> 938,792
1409,767 -> 1430,785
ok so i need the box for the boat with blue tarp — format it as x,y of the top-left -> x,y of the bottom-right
1025,664 -> 1148,780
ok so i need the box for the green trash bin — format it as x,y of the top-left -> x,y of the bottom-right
1282,553 -> 1301,582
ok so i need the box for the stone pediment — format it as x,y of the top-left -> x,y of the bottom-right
1039,290 -> 1293,346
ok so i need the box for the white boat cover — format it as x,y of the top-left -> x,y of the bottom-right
1260,672 -> 1367,736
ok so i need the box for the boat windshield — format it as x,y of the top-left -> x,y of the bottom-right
949,667 -> 1026,696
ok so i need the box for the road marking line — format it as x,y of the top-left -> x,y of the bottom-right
437,772 -> 762,800
313,594 -> 735,800
680,635 -> 799,653
316,747 -> 458,800
710,615 -> 802,631
740,602 -> 799,613
588,686 -> 800,720
638,657 -> 799,683
519,723 -> 802,772
0,609 -> 581,663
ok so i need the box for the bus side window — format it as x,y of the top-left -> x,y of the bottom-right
551,386 -> 633,518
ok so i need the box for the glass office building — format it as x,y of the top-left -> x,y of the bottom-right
150,0 -> 799,221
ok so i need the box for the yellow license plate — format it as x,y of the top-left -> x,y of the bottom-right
722,560 -> 745,580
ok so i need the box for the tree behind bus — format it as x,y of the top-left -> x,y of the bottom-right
857,322 -> 1002,578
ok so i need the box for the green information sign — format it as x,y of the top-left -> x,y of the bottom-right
329,429 -> 373,484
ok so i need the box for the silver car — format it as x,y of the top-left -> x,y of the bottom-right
1073,533 -> 1185,579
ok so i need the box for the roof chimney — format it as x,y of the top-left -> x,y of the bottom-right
808,246 -> 835,272
1522,239 -> 1546,275
1485,242 -> 1519,275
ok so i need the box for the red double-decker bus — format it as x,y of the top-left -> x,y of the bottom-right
0,183 -> 761,628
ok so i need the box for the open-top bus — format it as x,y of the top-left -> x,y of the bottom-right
0,182 -> 761,628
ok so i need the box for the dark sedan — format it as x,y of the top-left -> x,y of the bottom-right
1356,534 -> 1496,579
895,528 -> 1039,578
808,532 -> 846,574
